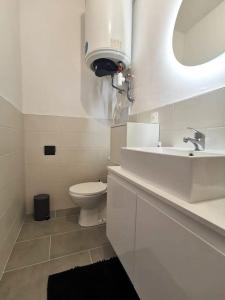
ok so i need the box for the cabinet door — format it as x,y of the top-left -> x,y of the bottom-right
107,174 -> 137,279
134,194 -> 225,300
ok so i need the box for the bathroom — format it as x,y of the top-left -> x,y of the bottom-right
1,0 -> 225,299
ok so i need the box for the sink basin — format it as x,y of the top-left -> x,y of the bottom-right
120,147 -> 225,203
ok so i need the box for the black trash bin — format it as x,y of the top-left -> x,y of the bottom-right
34,194 -> 50,221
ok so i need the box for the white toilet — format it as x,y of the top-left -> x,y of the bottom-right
69,182 -> 107,227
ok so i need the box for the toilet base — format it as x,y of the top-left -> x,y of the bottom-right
79,207 -> 106,227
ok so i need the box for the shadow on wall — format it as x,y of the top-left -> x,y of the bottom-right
80,14 -> 116,120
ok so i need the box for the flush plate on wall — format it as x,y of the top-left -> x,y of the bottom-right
44,145 -> 56,156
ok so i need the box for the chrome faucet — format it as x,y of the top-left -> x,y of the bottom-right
183,127 -> 205,151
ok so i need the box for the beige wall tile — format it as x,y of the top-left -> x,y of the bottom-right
206,127 -> 225,150
25,146 -> 63,165
24,115 -> 110,133
0,97 -> 22,129
131,88 -> 225,151
0,127 -> 15,156
24,114 -> 110,213
0,97 -> 24,279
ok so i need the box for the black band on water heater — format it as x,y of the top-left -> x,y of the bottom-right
92,58 -> 118,77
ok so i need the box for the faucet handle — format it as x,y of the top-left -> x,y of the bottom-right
187,127 -> 205,139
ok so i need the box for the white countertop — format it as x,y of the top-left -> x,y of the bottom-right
108,166 -> 225,237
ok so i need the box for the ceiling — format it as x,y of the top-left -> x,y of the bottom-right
175,0 -> 224,32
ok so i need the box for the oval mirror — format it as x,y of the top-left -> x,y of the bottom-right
173,0 -> 225,66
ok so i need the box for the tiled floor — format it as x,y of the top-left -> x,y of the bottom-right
0,213 -> 116,300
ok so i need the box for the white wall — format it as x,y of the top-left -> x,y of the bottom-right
20,0 -> 114,119
0,0 -> 22,110
184,1 -> 225,66
5,0 -> 225,117
132,0 -> 225,114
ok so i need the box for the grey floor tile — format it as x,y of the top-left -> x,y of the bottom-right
6,237 -> 50,271
24,214 -> 35,223
55,207 -> 80,218
51,225 -> 108,259
18,215 -> 81,241
0,251 -> 91,300
24,211 -> 56,223
48,251 -> 91,275
0,262 -> 47,300
90,243 -> 116,263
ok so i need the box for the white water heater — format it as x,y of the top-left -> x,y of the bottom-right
85,0 -> 133,77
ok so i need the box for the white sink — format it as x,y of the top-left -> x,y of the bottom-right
120,147 -> 225,203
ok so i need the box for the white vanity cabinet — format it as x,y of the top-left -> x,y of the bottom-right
106,174 -> 137,279
107,170 -> 225,300
134,193 -> 225,300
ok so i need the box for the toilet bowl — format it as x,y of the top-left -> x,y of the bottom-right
69,182 -> 107,227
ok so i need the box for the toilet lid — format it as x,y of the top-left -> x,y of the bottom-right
69,182 -> 107,196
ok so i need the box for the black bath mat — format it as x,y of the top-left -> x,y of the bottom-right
47,257 -> 140,300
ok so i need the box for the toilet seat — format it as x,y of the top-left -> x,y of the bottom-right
69,182 -> 107,197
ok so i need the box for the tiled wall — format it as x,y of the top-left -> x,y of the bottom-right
24,115 -> 110,214
130,88 -> 225,151
0,97 -> 24,279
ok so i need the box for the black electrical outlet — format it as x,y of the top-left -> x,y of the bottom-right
44,145 -> 56,156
